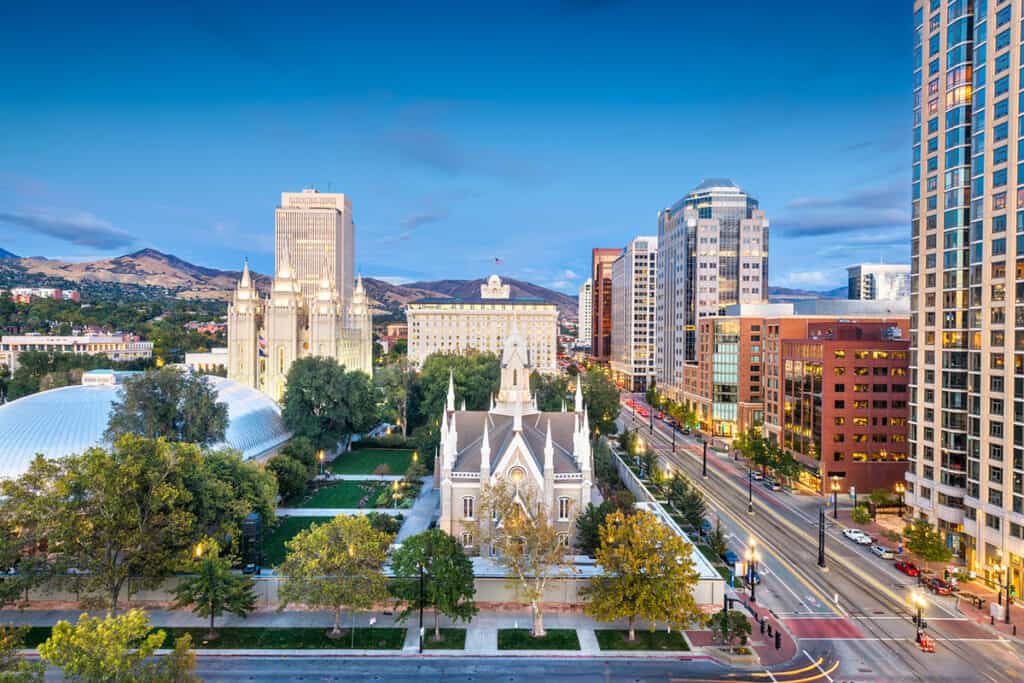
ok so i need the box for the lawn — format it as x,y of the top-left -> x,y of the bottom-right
595,629 -> 690,651
297,481 -> 388,509
261,516 -> 333,566
329,449 -> 415,476
497,628 -> 580,650
420,628 -> 467,650
12,626 -> 406,650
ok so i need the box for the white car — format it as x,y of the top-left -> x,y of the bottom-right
871,545 -> 895,560
843,528 -> 872,545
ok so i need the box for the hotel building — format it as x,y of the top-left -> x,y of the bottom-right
610,237 -> 658,392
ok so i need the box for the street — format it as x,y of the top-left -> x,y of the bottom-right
621,397 -> 1024,682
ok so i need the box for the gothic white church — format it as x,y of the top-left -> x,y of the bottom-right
437,325 -> 593,552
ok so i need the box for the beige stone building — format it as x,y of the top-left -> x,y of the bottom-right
437,327 -> 593,552
227,190 -> 372,402
406,275 -> 558,373
610,236 -> 658,392
0,334 -> 153,372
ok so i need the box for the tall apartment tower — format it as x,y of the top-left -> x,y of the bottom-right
610,237 -> 658,392
275,189 -> 354,304
907,1 -> 1024,585
591,248 -> 620,361
847,263 -> 911,300
577,278 -> 593,349
655,179 -> 769,400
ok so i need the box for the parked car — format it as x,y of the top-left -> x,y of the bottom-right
762,479 -> 782,491
656,411 -> 665,420
926,577 -> 954,595
751,471 -> 764,481
682,427 -> 691,435
842,528 -> 872,544
700,519 -> 713,535
894,560 -> 920,577
871,545 -> 895,560
722,550 -> 739,566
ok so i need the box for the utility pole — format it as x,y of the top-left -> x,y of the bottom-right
818,505 -> 827,568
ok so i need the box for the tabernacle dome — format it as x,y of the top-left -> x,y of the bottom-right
0,370 -> 290,480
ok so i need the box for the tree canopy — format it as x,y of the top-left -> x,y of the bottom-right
105,367 -> 228,445
390,528 -> 477,640
172,541 -> 257,639
281,357 -> 377,452
530,371 -> 569,412
583,510 -> 704,640
581,371 -> 620,435
903,519 -> 952,565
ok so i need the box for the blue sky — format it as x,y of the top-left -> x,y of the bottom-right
0,1 -> 911,293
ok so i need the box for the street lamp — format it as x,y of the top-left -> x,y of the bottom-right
911,590 -> 927,643
894,482 -> 906,518
412,451 -> 419,464
393,480 -> 401,509
748,470 -> 754,514
745,541 -> 761,603
830,478 -> 841,519
418,536 -> 434,653
318,449 -> 325,477
702,439 -> 708,478
1004,563 -> 1013,625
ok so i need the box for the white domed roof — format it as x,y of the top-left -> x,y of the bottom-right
0,376 -> 290,480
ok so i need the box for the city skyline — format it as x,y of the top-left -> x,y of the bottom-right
0,1 -> 911,293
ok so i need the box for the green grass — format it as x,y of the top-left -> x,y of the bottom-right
298,481 -> 388,508
12,626 -> 406,650
261,516 -> 333,566
497,628 -> 580,650
420,628 -> 467,650
329,449 -> 415,475
168,627 -> 406,649
595,629 -> 690,651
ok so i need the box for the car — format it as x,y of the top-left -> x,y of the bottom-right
925,577 -> 953,595
894,559 -> 920,577
242,563 -> 258,575
762,479 -> 782,491
751,471 -> 764,481
871,545 -> 895,560
656,411 -> 665,420
700,519 -> 713,535
721,550 -> 739,566
842,528 -> 871,544
682,427 -> 691,435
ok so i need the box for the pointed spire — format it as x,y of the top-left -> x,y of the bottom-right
574,379 -> 584,413
278,240 -> 293,280
355,273 -> 364,294
240,257 -> 251,288
543,419 -> 554,470
446,370 -> 456,412
440,407 -> 449,438
480,417 -> 491,472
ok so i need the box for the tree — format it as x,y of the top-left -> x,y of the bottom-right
390,529 -> 478,641
172,541 -> 257,639
105,367 -> 228,445
375,362 -> 414,438
281,357 -> 376,452
583,510 -> 704,640
708,518 -> 728,558
575,502 -> 614,557
770,444 -> 801,486
851,504 -> 872,524
0,457 -> 60,607
471,481 -> 575,636
267,456 -> 308,502
408,351 -> 501,429
666,473 -> 706,531
734,425 -> 771,475
0,626 -> 45,682
39,610 -> 197,683
277,515 -> 391,636
869,488 -> 897,507
530,371 -> 569,412
708,608 -> 751,647
280,437 -> 318,477
13,436 -> 198,612
582,371 -> 620,436
903,519 -> 952,568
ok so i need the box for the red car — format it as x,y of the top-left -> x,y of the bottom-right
925,577 -> 953,595
656,411 -> 665,420
894,560 -> 919,577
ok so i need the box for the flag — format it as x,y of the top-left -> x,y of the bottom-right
258,335 -> 267,358
494,257 -> 504,265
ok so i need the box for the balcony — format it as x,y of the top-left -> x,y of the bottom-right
935,504 -> 964,524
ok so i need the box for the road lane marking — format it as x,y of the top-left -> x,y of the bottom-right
803,651 -> 834,683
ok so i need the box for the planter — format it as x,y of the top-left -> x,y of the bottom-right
710,644 -> 760,666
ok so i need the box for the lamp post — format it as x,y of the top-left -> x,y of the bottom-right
702,440 -> 708,478
830,478 -> 840,519
1005,564 -> 1013,625
748,470 -> 754,514
745,541 -> 760,603
911,590 -> 927,643
671,423 -> 676,453
817,505 -> 826,568
393,480 -> 401,509
418,536 -> 433,653
894,482 -> 906,518
318,449 -> 325,477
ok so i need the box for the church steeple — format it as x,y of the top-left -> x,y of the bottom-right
240,257 -> 252,289
446,370 -> 456,412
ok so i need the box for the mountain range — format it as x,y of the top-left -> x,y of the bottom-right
0,248 -> 19,259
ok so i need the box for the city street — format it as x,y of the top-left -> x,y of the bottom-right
621,397 -> 1024,682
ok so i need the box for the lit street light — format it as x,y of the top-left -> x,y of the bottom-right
894,481 -> 906,518
318,449 -> 325,477
745,540 -> 761,602
748,470 -> 754,514
830,477 -> 841,519
911,590 -> 927,643
393,480 -> 401,509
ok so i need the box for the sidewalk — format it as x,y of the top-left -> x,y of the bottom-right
396,476 -> 438,542
276,508 -> 403,517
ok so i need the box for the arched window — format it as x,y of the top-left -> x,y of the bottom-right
558,497 -> 571,521
463,496 -> 475,519
461,531 -> 473,548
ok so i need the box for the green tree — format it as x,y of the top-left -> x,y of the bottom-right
0,626 -> 45,682
734,425 -> 771,475
277,515 -> 391,636
267,456 -> 308,503
708,518 -> 728,558
0,458 -> 59,607
172,541 -> 257,640
281,358 -> 377,452
869,488 -> 897,507
280,436 -> 318,477
390,529 -> 478,641
39,610 -> 197,683
708,608 -> 751,647
851,504 -> 872,524
530,371 -> 569,412
408,351 -> 500,429
770,444 -> 801,486
13,436 -> 198,612
471,481 -> 573,636
903,519 -> 952,568
375,362 -> 414,438
666,473 -> 706,530
583,510 -> 704,640
582,371 -> 620,435
574,501 -> 614,557
105,367 -> 228,445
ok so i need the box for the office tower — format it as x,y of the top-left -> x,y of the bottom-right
577,278 -> 593,349
847,263 -> 912,300
610,237 -> 658,392
655,178 -> 769,401
275,189 -> 354,304
591,248 -> 620,360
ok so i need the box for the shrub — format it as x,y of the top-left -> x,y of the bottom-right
851,504 -> 872,524
267,456 -> 309,503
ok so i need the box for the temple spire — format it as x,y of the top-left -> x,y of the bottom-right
446,370 -> 456,412
543,419 -> 554,470
574,379 -> 584,413
240,257 -> 251,288
513,396 -> 522,432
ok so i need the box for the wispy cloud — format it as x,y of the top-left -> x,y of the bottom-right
774,182 -> 909,239
400,210 -> 448,231
0,209 -> 134,249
